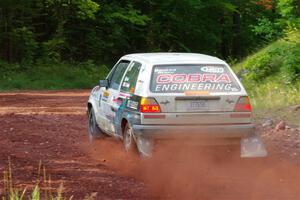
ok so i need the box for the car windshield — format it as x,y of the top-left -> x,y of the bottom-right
150,64 -> 241,93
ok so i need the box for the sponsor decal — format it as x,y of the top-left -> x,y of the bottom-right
154,68 -> 177,74
127,100 -> 139,110
103,91 -> 109,97
135,80 -> 143,94
119,92 -> 131,99
102,91 -> 109,102
184,91 -> 210,96
124,76 -> 129,82
155,83 -> 233,93
151,65 -> 241,93
200,66 -> 224,73
156,73 -> 231,84
122,82 -> 130,88
113,97 -> 123,105
129,87 -> 135,93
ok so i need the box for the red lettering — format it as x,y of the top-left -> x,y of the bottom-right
202,74 -> 216,82
172,74 -> 187,83
157,74 -> 171,83
216,74 -> 231,83
188,74 -> 201,82
156,73 -> 232,84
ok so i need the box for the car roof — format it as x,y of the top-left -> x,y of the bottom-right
122,53 -> 226,65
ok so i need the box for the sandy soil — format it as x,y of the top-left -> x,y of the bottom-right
0,90 -> 299,199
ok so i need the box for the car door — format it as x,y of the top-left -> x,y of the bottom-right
100,60 -> 131,134
113,61 -> 143,136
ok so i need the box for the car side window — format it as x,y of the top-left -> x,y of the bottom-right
121,61 -> 142,94
109,60 -> 130,90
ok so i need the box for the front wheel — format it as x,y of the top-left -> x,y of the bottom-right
88,107 -> 105,141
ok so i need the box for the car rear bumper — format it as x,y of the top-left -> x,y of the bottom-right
132,123 -> 255,139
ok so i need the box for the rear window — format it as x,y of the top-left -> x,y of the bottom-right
150,64 -> 241,93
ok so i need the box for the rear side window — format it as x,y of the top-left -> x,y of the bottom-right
121,61 -> 142,93
150,64 -> 241,93
109,60 -> 130,90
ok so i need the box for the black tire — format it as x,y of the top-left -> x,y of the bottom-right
123,122 -> 153,158
123,123 -> 138,155
88,107 -> 105,140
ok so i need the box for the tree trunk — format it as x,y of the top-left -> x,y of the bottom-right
219,16 -> 228,59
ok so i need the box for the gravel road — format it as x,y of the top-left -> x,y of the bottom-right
0,90 -> 299,199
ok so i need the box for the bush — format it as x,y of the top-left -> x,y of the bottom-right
233,31 -> 300,109
236,31 -> 300,84
281,30 -> 300,82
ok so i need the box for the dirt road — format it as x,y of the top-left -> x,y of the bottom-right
0,91 -> 299,199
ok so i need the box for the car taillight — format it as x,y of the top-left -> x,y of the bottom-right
140,97 -> 161,113
234,96 -> 252,112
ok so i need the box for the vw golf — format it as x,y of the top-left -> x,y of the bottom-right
87,53 -> 267,157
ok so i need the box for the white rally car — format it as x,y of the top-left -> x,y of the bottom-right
87,53 -> 267,157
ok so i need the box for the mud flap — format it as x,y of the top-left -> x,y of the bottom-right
241,134 -> 267,158
136,136 -> 154,158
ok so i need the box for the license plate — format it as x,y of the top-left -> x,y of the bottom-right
176,100 -> 207,111
190,100 -> 207,109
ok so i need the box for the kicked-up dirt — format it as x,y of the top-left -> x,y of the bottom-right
0,90 -> 299,199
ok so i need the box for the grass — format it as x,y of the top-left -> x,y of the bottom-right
232,30 -> 300,125
0,60 -> 109,91
247,80 -> 300,125
247,80 -> 300,109
1,158 -> 96,200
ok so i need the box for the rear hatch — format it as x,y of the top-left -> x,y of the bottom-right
141,64 -> 250,125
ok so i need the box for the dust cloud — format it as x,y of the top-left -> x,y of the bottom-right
83,138 -> 300,200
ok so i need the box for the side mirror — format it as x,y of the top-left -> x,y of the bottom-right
99,79 -> 109,88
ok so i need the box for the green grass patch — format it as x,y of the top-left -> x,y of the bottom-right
233,31 -> 300,125
0,60 -> 109,91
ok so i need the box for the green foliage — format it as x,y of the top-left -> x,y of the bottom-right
3,0 -> 298,64
277,0 -> 298,19
42,38 -> 66,62
281,32 -> 300,82
45,0 -> 100,20
0,0 -> 298,91
248,80 -> 300,109
31,186 -> 40,200
111,5 -> 150,26
252,17 -> 282,41
0,60 -> 109,91
277,0 -> 300,30
75,0 -> 100,20
233,31 -> 300,109
11,27 -> 38,64
235,31 -> 300,83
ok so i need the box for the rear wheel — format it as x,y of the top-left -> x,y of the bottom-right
123,123 -> 138,154
88,107 -> 105,141
123,122 -> 153,158
136,136 -> 154,158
